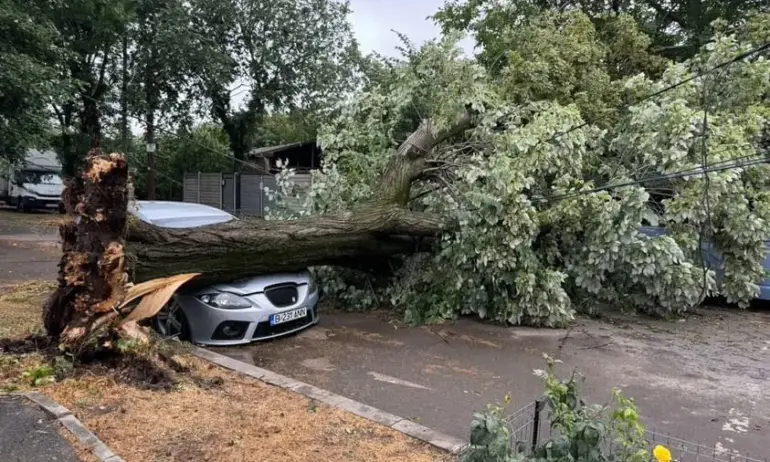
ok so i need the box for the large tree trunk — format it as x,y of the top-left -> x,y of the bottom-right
44,150 -> 129,341
128,206 -> 442,285
43,112 -> 473,344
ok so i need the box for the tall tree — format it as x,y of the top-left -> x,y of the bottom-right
0,0 -> 68,162
44,0 -> 133,176
188,0 -> 360,163
435,0 -> 770,62
131,0 -> 199,198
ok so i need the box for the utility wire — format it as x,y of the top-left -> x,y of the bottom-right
130,154 -> 184,187
78,94 -> 272,174
542,156 -> 769,202
71,39 -> 770,209
533,41 -> 770,148
693,71 -> 715,311
77,40 -> 770,179
605,140 -> 766,187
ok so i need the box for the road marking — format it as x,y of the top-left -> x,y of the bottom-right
301,357 -> 336,372
367,372 -> 432,390
721,408 -> 749,433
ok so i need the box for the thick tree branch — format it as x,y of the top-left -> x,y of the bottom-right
126,204 -> 444,285
379,109 -> 474,204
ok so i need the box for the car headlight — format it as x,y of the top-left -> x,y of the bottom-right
198,293 -> 252,309
307,277 -> 318,294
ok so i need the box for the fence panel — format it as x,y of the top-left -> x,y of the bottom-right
181,172 -> 312,217
198,173 -> 222,209
240,174 -> 263,217
182,173 -> 199,203
222,173 -> 236,214
456,401 -> 768,462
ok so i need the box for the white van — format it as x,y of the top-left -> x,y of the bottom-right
0,150 -> 64,212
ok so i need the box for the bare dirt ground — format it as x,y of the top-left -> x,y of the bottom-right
219,306 -> 770,459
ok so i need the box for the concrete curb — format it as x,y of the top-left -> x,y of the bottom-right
192,346 -> 467,455
18,391 -> 125,462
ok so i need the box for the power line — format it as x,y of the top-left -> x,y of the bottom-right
533,40 -> 770,147
130,154 -> 184,187
542,155 -> 769,202
72,39 -> 770,203
609,140 -> 765,182
78,94 -> 271,174
77,40 -> 770,178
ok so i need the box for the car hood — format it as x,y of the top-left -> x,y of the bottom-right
22,182 -> 63,196
208,271 -> 312,295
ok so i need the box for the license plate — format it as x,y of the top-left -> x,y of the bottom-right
45,203 -> 58,208
270,307 -> 307,326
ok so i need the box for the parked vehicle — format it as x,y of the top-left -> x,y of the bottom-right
641,226 -> 770,301
0,150 -> 64,212
129,200 -> 319,345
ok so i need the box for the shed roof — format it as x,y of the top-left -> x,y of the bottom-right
247,140 -> 315,158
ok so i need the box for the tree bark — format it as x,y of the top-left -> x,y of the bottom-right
127,205 -> 442,285
44,150 -> 129,340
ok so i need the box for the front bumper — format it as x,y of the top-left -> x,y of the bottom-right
22,196 -> 61,209
177,290 -> 320,346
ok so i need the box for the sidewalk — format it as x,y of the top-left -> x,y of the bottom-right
0,395 -> 80,462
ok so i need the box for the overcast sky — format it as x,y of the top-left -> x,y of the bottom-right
348,0 -> 473,57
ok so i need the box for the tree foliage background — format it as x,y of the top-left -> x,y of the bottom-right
271,8 -> 770,325
2,0 -> 769,325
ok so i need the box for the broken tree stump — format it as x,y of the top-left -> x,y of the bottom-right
43,150 -> 130,344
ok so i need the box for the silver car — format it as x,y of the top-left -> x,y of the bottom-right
129,200 -> 320,346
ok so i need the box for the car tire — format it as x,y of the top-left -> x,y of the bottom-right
153,299 -> 190,340
16,196 -> 25,212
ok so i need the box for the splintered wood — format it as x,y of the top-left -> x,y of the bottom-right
43,149 -> 129,346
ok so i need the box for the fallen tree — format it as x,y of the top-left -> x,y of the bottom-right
127,114 -> 471,284
43,115 -> 473,342
43,16 -> 770,347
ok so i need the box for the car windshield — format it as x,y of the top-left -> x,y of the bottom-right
20,170 -> 63,185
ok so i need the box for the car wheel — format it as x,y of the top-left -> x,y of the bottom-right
16,197 -> 25,212
154,298 -> 190,340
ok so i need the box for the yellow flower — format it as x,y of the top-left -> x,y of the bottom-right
653,445 -> 672,462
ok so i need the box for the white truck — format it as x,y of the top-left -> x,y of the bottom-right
0,150 -> 64,212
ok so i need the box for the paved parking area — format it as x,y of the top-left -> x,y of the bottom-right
217,308 -> 770,458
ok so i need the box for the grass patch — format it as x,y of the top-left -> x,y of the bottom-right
0,281 -> 448,461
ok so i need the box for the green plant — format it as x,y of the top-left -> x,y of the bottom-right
268,12 -> 770,325
463,356 -> 653,462
22,364 -> 55,387
463,396 -> 516,462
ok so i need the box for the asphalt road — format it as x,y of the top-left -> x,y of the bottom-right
218,309 -> 770,459
0,208 -> 59,285
0,241 -> 58,285
0,395 -> 80,462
